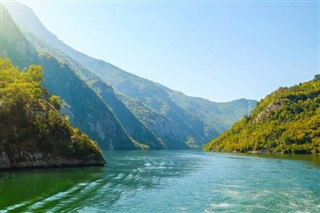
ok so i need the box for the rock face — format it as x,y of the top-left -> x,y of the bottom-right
0,150 -> 105,170
0,152 -> 11,169
254,101 -> 282,124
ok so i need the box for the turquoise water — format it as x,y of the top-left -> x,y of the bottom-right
0,150 -> 320,212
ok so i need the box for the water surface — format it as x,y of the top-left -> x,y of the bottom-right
0,150 -> 319,212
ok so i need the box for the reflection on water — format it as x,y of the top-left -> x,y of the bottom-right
0,167 -> 104,211
255,153 -> 320,167
0,150 -> 319,212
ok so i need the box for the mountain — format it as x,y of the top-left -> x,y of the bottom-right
5,2 -> 257,149
204,78 -> 320,154
0,4 -> 142,150
0,58 -> 105,169
21,31 -> 165,150
3,2 -> 165,150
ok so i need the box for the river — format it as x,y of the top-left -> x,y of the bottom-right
0,150 -> 319,212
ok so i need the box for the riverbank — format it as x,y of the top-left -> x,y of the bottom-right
0,150 -> 106,171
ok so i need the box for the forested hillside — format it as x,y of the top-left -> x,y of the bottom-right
205,79 -> 320,154
0,58 -> 105,169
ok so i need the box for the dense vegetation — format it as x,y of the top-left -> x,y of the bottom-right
205,79 -> 320,154
0,58 -> 105,162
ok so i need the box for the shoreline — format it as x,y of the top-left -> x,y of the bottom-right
0,162 -> 106,172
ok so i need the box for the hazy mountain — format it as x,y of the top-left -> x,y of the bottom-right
205,78 -> 320,154
0,4 -> 34,68
24,31 -> 165,149
5,3 -> 257,148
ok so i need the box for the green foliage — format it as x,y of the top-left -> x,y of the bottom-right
0,58 -> 104,161
0,59 -> 42,112
204,79 -> 320,154
49,95 -> 62,110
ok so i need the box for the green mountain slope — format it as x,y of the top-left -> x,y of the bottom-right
0,4 -> 138,150
90,80 -> 165,149
205,79 -> 320,154
22,32 -> 165,150
0,58 -> 105,169
5,2 -> 257,148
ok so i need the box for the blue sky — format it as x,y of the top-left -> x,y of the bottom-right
18,0 -> 320,102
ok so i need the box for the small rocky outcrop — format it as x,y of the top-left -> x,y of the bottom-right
0,150 -> 105,170
254,101 -> 282,124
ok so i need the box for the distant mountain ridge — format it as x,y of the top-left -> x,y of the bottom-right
4,2 -> 257,149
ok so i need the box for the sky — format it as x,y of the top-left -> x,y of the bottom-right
11,0 -> 320,102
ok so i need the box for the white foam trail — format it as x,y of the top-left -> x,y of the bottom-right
49,179 -> 104,212
1,200 -> 33,212
210,202 -> 230,208
114,173 -> 125,180
26,183 -> 87,211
